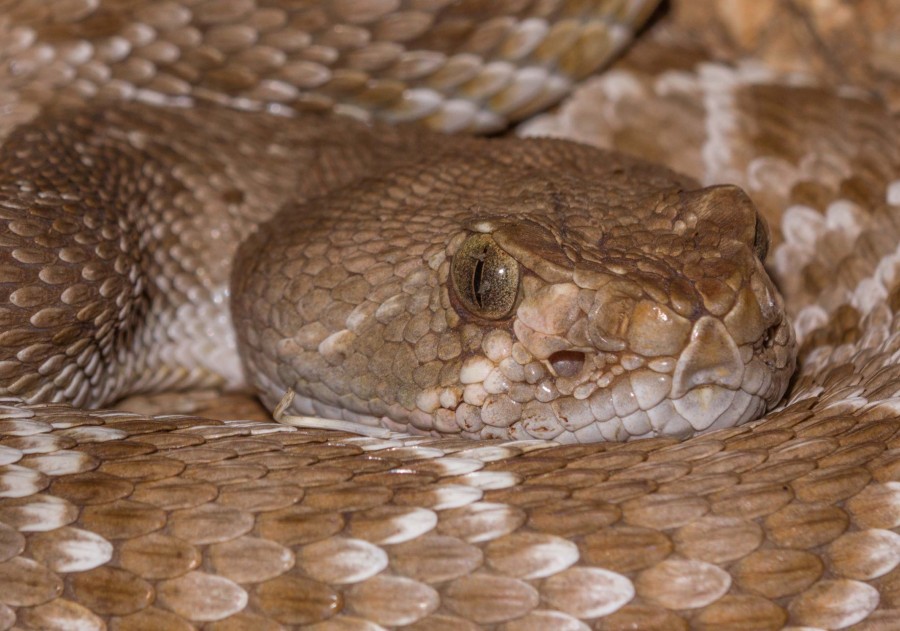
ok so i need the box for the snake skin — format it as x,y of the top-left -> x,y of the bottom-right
1,0 -> 899,629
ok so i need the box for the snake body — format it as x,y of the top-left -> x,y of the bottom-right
0,1 -> 899,629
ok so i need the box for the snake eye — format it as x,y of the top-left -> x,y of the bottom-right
451,233 -> 520,320
753,216 -> 769,262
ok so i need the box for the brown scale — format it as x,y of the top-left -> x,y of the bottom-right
0,404 -> 895,627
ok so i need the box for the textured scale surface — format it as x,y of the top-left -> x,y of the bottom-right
1,0 -> 900,629
0,102 -> 794,440
0,0 -> 658,136
0,402 -> 898,629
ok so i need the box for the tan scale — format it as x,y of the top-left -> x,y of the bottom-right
0,0 -> 899,629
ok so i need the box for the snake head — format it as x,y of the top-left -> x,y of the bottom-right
234,138 -> 796,443
439,182 -> 795,442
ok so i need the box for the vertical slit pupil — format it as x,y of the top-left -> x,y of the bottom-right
472,247 -> 486,308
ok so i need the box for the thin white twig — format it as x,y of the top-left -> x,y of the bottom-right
272,389 -> 393,439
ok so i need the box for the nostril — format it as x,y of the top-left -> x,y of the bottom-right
755,322 -> 780,351
548,351 -> 585,378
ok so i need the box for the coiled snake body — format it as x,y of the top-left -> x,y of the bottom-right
0,1 -> 899,629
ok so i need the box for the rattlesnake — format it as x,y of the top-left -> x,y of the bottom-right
0,1 -> 898,629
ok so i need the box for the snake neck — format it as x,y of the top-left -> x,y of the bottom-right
0,103 -> 441,406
